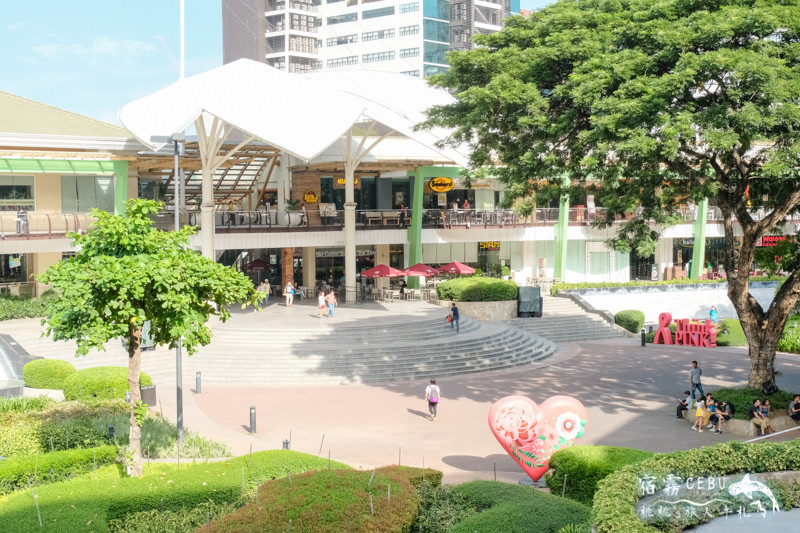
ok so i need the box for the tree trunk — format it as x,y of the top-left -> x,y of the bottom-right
128,324 -> 144,477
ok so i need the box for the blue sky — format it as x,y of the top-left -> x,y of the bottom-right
1,0 -> 553,125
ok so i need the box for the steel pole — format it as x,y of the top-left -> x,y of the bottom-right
174,139 -> 184,444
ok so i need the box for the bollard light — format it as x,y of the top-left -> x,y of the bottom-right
641,328 -> 646,347
250,406 -> 257,434
108,425 -> 115,439
124,391 -> 131,403
283,439 -> 290,450
196,371 -> 202,394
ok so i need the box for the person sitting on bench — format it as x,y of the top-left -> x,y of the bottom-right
789,394 -> 800,422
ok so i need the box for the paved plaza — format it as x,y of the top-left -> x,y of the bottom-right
8,299 -> 800,484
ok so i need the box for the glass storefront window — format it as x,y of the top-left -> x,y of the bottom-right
0,175 -> 34,211
0,254 -> 27,283
61,175 -> 115,214
389,244 -> 405,270
392,177 -> 410,208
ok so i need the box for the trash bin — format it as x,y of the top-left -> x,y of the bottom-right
140,385 -> 157,406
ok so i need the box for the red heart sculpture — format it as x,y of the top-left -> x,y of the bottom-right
488,395 -> 588,481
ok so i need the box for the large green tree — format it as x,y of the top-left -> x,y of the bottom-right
39,200 -> 253,476
422,0 -> 800,388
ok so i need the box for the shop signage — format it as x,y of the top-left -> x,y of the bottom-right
653,312 -> 716,347
479,241 -> 501,251
303,190 -> 318,204
336,178 -> 359,185
429,177 -> 455,193
635,473 -> 779,525
315,249 -> 375,258
760,235 -> 786,247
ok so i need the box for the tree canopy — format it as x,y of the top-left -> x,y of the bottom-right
422,0 -> 800,387
39,199 -> 254,475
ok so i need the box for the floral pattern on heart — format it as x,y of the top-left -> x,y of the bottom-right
488,395 -> 587,481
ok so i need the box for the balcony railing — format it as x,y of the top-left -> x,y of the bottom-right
0,212 -> 94,240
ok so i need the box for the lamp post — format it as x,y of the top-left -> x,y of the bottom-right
150,132 -> 186,444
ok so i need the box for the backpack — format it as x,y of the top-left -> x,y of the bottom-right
728,402 -> 736,416
429,386 -> 439,403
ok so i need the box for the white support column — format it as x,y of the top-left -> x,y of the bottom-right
375,244 -> 390,290
654,237 -> 674,281
302,247 -> 316,289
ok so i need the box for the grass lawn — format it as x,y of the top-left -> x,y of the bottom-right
0,450 -> 347,532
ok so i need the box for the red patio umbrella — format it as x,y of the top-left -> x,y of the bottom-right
438,261 -> 475,275
402,263 -> 439,277
242,259 -> 269,271
360,264 -> 405,278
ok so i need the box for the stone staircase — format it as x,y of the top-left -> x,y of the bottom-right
507,295 -> 628,344
144,314 -> 560,385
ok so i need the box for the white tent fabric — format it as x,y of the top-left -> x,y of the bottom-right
119,59 -> 467,165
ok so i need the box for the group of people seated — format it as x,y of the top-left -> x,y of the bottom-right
678,392 -> 800,436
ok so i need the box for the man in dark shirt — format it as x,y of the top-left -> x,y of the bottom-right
449,302 -> 460,333
748,399 -> 770,435
790,395 -> 800,422
710,401 -> 732,434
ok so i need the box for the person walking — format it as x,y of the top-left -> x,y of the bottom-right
264,279 -> 271,306
425,379 -> 440,421
318,291 -> 326,319
325,289 -> 337,318
689,361 -> 705,400
284,280 -> 295,307
449,302 -> 460,333
710,306 -> 718,323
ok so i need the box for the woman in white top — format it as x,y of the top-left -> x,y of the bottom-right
318,291 -> 326,319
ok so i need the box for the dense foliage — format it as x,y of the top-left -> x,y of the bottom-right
614,310 -> 645,334
0,445 -> 117,496
23,358 -> 77,389
545,446 -> 654,505
593,440 -> 800,533
208,466 -> 436,533
436,277 -> 518,302
447,481 -> 591,533
711,387 -> 796,420
38,199 -> 254,476
63,366 -> 153,401
0,291 -> 58,321
422,0 -> 800,389
0,450 -> 348,532
549,277 -> 783,296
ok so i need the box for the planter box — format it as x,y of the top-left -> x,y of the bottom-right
685,409 -> 799,437
437,300 -> 517,321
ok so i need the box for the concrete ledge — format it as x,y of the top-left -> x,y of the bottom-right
437,300 -> 517,321
685,410 -> 800,437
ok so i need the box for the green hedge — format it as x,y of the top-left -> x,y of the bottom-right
0,291 -> 57,321
208,466 -> 437,533
0,450 -> 350,532
545,446 -> 654,505
0,445 -> 118,496
614,310 -> 645,334
710,387 -> 796,420
592,440 -> 800,533
23,359 -> 77,390
449,481 -> 591,533
62,367 -> 153,401
550,276 -> 784,296
0,395 -> 53,414
436,277 -> 518,302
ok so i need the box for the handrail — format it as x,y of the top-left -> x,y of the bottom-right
0,212 -> 95,240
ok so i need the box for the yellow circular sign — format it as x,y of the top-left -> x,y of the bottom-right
303,190 -> 319,204
429,177 -> 455,193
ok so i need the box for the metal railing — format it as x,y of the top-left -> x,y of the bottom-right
0,212 -> 94,240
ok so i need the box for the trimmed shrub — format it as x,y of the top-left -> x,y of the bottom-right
208,466 -> 432,533
593,440 -> 800,532
108,500 -> 238,533
614,310 -> 645,334
545,446 -> 654,505
0,421 -> 42,458
0,291 -> 57,321
450,481 -> 591,533
0,450 -> 349,532
415,480 -> 477,532
716,318 -> 747,346
549,275 -> 784,296
437,277 -> 518,302
0,445 -> 117,496
62,366 -> 153,401
36,422 -> 111,452
23,359 -> 77,390
778,316 -> 800,353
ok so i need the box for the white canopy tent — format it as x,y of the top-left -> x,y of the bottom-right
120,58 -> 466,301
